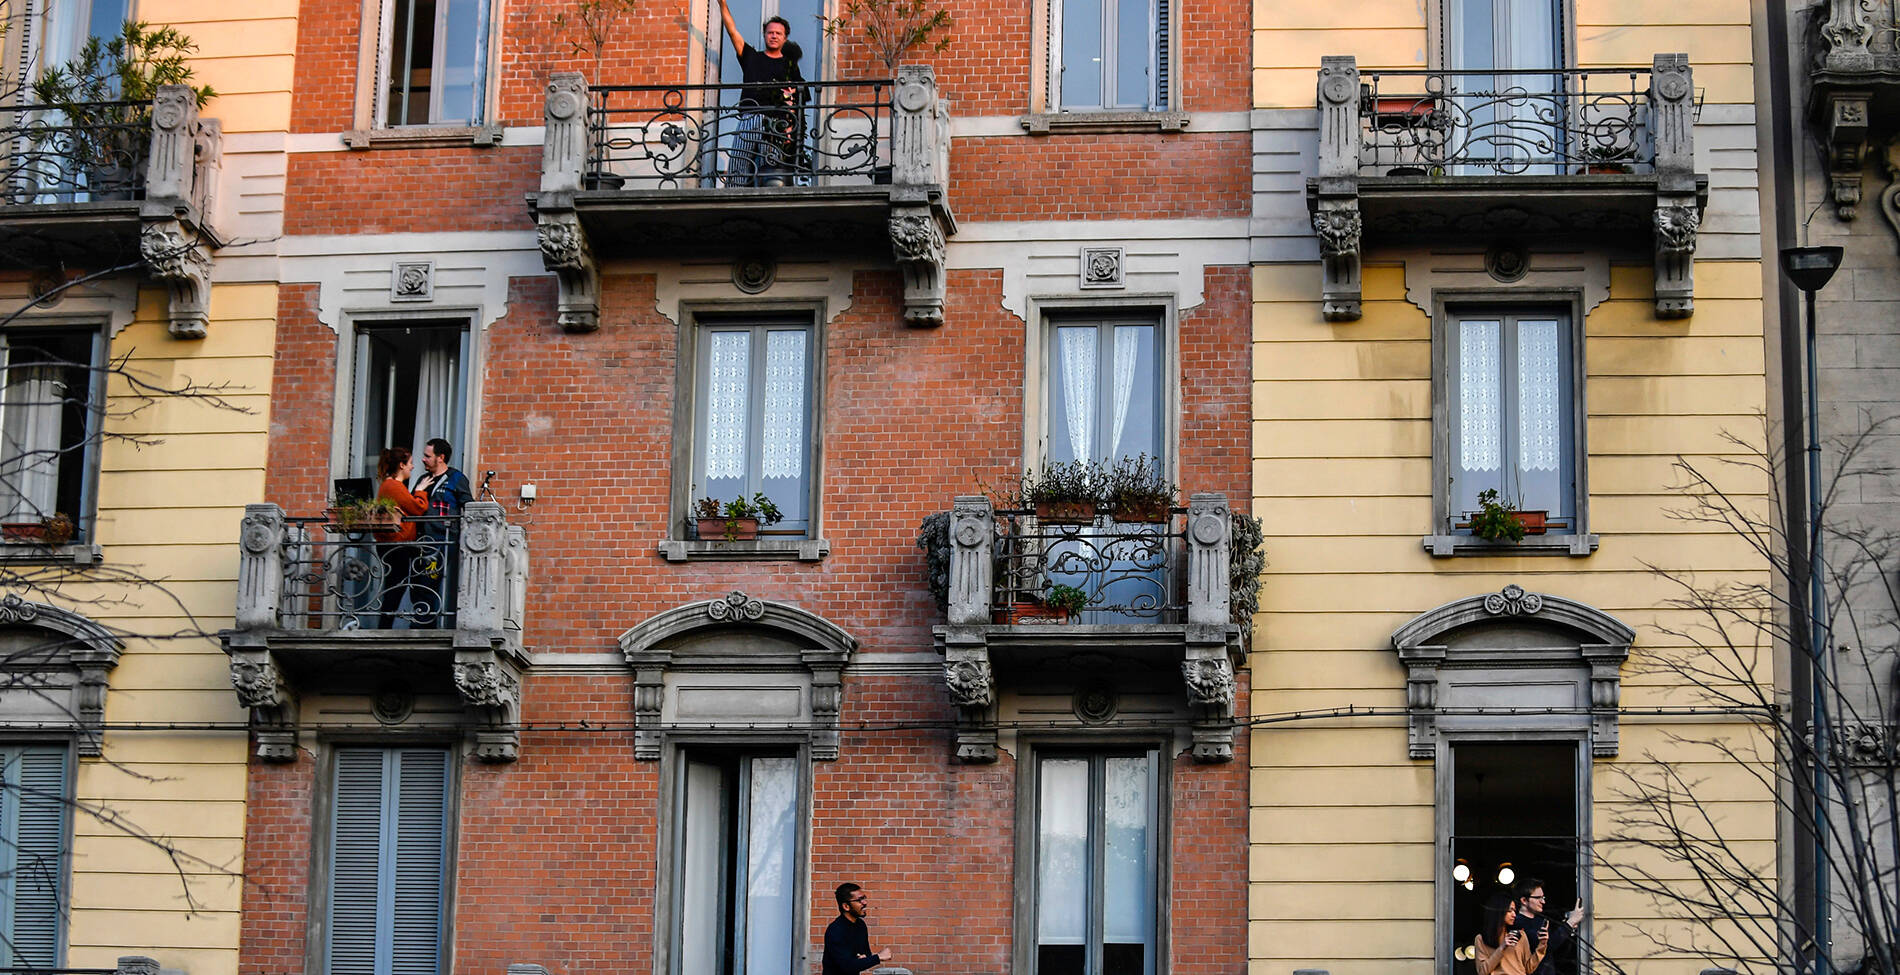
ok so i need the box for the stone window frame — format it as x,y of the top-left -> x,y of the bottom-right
1010,735 -> 1173,975
664,300 -> 830,563
1022,294 -> 1180,479
1425,289 -> 1597,557
327,307 -> 486,484
1021,0 -> 1186,133
0,314 -> 110,566
344,0 -> 506,148
650,737 -> 816,975
303,738 -> 463,975
0,595 -> 121,756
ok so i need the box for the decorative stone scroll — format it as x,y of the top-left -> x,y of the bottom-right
1313,56 -> 1363,322
0,597 -> 124,758
140,85 -> 219,338
1650,54 -> 1699,319
536,72 -> 600,333
453,650 -> 523,763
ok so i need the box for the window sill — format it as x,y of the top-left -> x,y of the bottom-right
659,537 -> 831,562
0,541 -> 103,566
1422,534 -> 1599,558
1020,110 -> 1190,135
342,125 -> 505,150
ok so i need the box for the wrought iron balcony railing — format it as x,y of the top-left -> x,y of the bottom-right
585,79 -> 891,189
0,99 -> 152,204
1354,67 -> 1666,176
233,502 -> 526,636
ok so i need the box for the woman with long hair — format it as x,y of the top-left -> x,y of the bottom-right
1474,891 -> 1545,975
372,446 -> 429,627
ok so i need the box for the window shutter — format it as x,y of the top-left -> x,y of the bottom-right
2,747 -> 67,967
388,750 -> 448,975
328,749 -> 388,975
1153,0 -> 1170,108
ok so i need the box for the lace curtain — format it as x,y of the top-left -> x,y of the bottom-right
1516,319 -> 1562,472
703,328 -> 807,483
760,330 -> 806,479
0,367 -> 64,520
1056,324 -> 1145,463
703,331 -> 751,481
1458,320 -> 1502,472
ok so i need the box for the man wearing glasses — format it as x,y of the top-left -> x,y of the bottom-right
1514,878 -> 1586,975
823,883 -> 892,975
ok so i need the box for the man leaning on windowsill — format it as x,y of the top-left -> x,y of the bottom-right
823,882 -> 892,975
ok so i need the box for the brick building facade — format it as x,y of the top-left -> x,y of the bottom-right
226,1 -> 1255,974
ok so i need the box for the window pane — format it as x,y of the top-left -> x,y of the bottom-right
1113,0 -> 1149,108
1106,324 -> 1158,462
1036,758 -> 1089,949
437,0 -> 488,124
679,760 -> 727,975
1455,319 -> 1502,513
743,757 -> 798,975
701,330 -> 752,494
386,0 -> 439,125
1060,0 -> 1104,108
1049,325 -> 1099,463
1102,756 -> 1154,975
759,329 -> 808,527
1502,0 -> 1559,70
1515,318 -> 1567,516
350,325 -> 468,479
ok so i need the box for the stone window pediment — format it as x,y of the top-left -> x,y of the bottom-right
0,593 -> 123,755
1391,584 -> 1632,758
618,591 -> 857,760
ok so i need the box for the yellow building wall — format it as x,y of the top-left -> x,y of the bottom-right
27,5 -> 290,973
1249,4 -> 1772,973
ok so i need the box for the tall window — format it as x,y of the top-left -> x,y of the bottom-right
348,323 -> 469,480
712,0 -> 828,83
1045,315 -> 1162,468
23,0 -> 127,76
0,746 -> 68,967
377,0 -> 491,126
691,316 -> 816,535
674,753 -> 801,975
1444,0 -> 1563,172
1032,750 -> 1159,975
326,747 -> 451,975
0,328 -> 100,535
1445,308 -> 1575,531
1052,0 -> 1169,110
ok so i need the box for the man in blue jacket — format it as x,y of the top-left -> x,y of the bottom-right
823,883 -> 891,975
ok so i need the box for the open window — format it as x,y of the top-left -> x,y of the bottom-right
672,751 -> 804,975
346,321 -> 469,480
1448,741 -> 1583,975
1023,747 -> 1162,975
372,0 -> 493,127
0,326 -> 102,548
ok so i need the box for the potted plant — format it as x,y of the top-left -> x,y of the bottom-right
29,22 -> 216,200
1042,583 -> 1089,622
1,512 -> 75,545
694,492 -> 784,540
1018,459 -> 1101,524
1575,142 -> 1635,175
1103,454 -> 1178,523
1461,488 -> 1550,542
328,496 -> 403,532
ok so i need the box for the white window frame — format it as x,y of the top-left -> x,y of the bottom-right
656,742 -> 813,975
312,744 -> 457,975
1013,742 -> 1168,975
1025,298 -> 1178,478
1035,0 -> 1176,113
1427,293 -> 1595,557
355,0 -> 502,130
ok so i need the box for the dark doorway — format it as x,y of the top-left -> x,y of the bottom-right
1451,741 -> 1581,975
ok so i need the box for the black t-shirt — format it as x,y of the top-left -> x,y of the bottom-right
736,43 -> 803,106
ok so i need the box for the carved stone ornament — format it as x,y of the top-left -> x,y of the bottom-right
1312,203 -> 1363,322
1653,204 -> 1700,255
372,683 -> 416,724
943,656 -> 993,708
229,655 -> 289,709
707,590 -> 767,622
1182,656 -> 1236,707
1073,684 -> 1118,724
1652,199 -> 1699,319
452,658 -> 518,708
391,261 -> 434,302
890,207 -> 946,327
536,210 -> 599,332
139,221 -> 213,338
1483,584 -> 1544,617
0,592 -> 40,624
1485,242 -> 1529,282
1824,91 -> 1874,221
733,255 -> 776,294
1080,246 -> 1125,289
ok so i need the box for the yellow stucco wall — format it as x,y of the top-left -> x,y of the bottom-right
1249,4 -> 1774,974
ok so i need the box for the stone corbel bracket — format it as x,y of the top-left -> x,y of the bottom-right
1650,54 -> 1701,319
452,650 -> 523,763
890,64 -> 954,327
140,85 -> 220,339
536,72 -> 601,333
890,206 -> 947,326
1825,90 -> 1874,221
227,641 -> 298,761
941,636 -> 997,763
1312,56 -> 1363,322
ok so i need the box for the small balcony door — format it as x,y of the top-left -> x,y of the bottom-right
1444,0 -> 1563,173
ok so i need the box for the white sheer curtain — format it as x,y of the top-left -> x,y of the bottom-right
1516,319 -> 1561,472
1103,756 -> 1155,971
679,760 -> 725,975
703,332 -> 751,481
1108,326 -> 1140,460
760,331 -> 806,479
1037,758 -> 1089,947
1458,320 -> 1502,473
743,757 -> 797,975
0,367 -> 64,520
1057,327 -> 1097,462
407,343 -> 461,471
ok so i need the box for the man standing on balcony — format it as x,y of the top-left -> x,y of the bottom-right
717,0 -> 804,186
412,438 -> 472,628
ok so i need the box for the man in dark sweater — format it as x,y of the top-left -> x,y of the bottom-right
823,882 -> 890,975
716,0 -> 805,186
1515,878 -> 1585,975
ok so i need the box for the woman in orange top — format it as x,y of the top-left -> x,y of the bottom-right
1475,893 -> 1546,975
373,447 -> 429,628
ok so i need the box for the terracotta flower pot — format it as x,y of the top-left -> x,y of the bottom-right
993,602 -> 1071,625
697,516 -> 760,541
1034,501 -> 1097,524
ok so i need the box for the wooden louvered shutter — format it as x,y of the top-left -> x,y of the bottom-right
327,748 -> 449,975
388,750 -> 448,975
0,746 -> 68,966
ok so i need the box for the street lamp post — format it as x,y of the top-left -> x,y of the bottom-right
1780,243 -> 1844,975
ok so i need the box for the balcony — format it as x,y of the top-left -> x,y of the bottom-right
0,86 -> 221,337
1308,55 -> 1705,321
1809,0 -> 1900,220
931,494 -> 1245,764
531,67 -> 955,332
220,502 -> 529,762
